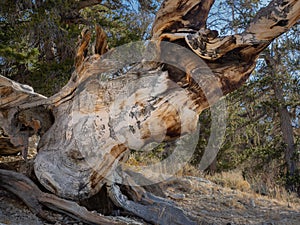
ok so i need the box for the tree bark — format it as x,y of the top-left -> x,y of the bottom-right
1,0 -> 300,224
274,81 -> 297,178
264,45 -> 298,191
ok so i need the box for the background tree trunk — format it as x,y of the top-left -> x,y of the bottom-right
265,44 -> 298,192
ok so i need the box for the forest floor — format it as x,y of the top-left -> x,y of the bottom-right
1,152 -> 300,225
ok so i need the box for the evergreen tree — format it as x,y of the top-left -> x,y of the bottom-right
0,0 -> 159,96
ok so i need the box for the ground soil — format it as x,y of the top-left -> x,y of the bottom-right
1,153 -> 299,225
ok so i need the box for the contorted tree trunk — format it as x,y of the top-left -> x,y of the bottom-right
0,0 -> 299,224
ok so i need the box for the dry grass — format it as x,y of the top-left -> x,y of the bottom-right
204,170 -> 300,208
206,170 -> 251,192
175,164 -> 203,177
126,154 -> 300,208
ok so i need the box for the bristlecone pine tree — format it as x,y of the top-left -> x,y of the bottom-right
0,0 -> 299,224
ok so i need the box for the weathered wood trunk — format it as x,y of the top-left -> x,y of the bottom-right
1,0 -> 299,224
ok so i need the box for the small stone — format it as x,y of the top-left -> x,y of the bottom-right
250,199 -> 256,208
168,193 -> 185,200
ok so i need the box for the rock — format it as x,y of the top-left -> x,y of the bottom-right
250,199 -> 256,208
167,192 -> 186,200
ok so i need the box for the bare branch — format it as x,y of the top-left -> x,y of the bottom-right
185,0 -> 300,60
95,24 -> 109,55
75,28 -> 92,70
245,0 -> 300,41
152,0 -> 215,39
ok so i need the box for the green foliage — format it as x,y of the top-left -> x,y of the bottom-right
0,0 -> 159,96
190,109 -> 212,166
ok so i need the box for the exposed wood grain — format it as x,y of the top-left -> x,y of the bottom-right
0,76 -> 49,158
152,0 -> 215,38
34,69 -> 200,200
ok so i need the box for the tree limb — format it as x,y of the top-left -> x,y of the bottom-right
185,0 -> 300,60
152,0 -> 215,38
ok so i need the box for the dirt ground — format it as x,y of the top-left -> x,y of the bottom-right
0,151 -> 300,225
164,176 -> 300,225
1,174 -> 300,225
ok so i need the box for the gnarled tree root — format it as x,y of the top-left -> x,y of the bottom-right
0,169 -> 126,225
107,181 -> 197,225
0,167 -> 198,225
